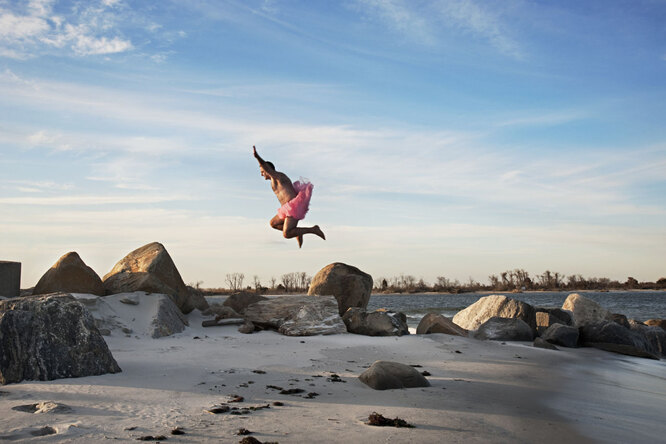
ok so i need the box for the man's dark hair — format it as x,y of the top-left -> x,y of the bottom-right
265,161 -> 275,170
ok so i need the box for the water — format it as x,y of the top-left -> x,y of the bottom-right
366,291 -> 666,328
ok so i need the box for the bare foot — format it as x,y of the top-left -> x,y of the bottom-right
313,225 -> 326,240
297,235 -> 303,248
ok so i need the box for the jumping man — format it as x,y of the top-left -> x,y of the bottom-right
253,146 -> 325,248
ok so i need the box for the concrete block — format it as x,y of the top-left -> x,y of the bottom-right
0,261 -> 21,297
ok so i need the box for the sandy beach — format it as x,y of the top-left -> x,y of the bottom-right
1,295 -> 664,444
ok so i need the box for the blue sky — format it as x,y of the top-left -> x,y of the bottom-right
1,0 -> 665,288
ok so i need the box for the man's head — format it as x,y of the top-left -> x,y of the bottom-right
260,161 -> 275,180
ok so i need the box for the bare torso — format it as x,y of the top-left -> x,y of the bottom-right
270,171 -> 297,205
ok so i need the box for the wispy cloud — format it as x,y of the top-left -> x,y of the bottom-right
0,0 -> 133,58
435,0 -> 523,59
2,71 -> 665,224
0,194 -> 194,206
352,0 -> 522,58
353,0 -> 435,45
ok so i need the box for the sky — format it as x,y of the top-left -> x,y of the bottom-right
1,0 -> 665,289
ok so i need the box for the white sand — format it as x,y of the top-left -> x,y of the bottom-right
1,297 -> 665,443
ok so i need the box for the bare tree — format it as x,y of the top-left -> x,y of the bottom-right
270,277 -> 277,289
225,272 -> 245,291
253,275 -> 262,292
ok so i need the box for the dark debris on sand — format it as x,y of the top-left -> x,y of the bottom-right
239,437 -> 279,444
367,412 -> 415,428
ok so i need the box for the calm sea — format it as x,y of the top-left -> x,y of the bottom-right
366,291 -> 666,328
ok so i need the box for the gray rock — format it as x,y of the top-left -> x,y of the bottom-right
74,292 -> 188,338
359,360 -> 430,390
238,320 -> 255,334
533,337 -> 558,350
222,292 -> 267,315
0,294 -> 121,385
562,293 -> 613,327
628,322 -> 666,357
202,305 -> 241,319
0,261 -> 21,298
103,242 -> 208,314
308,263 -> 373,316
244,295 -> 346,336
416,313 -> 467,336
12,401 -> 72,414
342,308 -> 409,336
580,321 -> 660,359
33,252 -> 104,296
149,294 -> 189,338
473,317 -> 534,341
453,295 -> 537,334
541,323 -> 579,348
611,313 -> 631,329
278,301 -> 347,336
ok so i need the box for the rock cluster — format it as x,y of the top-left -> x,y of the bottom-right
453,294 -> 537,335
31,242 -> 208,314
441,292 -> 665,360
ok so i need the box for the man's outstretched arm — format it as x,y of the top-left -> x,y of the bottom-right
253,146 -> 276,174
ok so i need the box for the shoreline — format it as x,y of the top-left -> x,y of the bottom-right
1,307 -> 664,443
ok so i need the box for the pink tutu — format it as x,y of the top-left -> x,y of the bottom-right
277,180 -> 313,221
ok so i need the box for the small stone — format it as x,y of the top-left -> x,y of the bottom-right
207,405 -> 230,414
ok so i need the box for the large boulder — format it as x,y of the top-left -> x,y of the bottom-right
562,293 -> 612,327
342,308 -> 409,336
472,317 -> 534,341
541,323 -> 579,348
359,361 -> 430,390
244,295 -> 346,336
580,321 -> 660,359
416,313 -> 467,336
102,242 -> 208,314
222,292 -> 268,315
278,301 -> 348,336
0,294 -> 121,384
33,252 -> 104,296
453,295 -> 537,334
308,263 -> 373,316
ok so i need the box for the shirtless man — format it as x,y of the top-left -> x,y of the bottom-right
253,146 -> 325,248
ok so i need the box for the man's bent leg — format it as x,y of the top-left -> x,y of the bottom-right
283,217 -> 326,247
270,214 -> 284,231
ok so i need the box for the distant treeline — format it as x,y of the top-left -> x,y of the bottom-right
196,272 -> 313,295
373,270 -> 666,294
194,269 -> 666,295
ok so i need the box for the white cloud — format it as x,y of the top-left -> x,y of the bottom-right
0,10 -> 49,39
0,0 -> 133,58
71,32 -> 132,55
